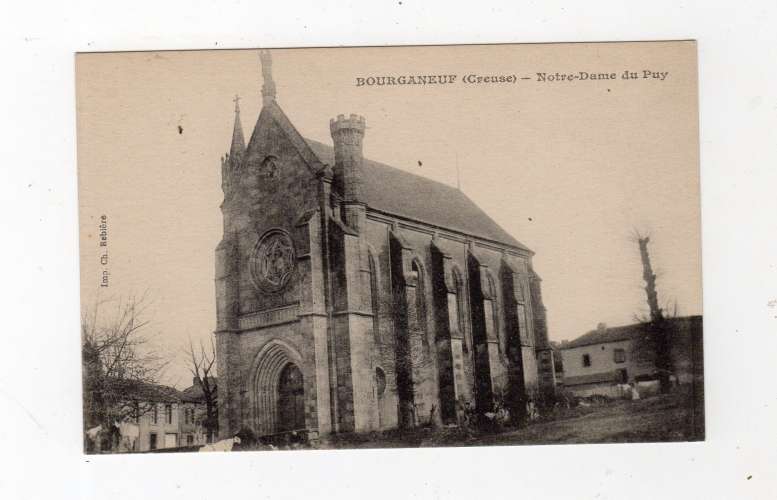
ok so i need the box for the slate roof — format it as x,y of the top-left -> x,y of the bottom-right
304,138 -> 529,251
563,316 -> 702,349
105,378 -> 185,403
181,377 -> 217,403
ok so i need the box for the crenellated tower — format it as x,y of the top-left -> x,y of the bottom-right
330,114 -> 366,232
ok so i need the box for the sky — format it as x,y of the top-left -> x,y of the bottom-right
77,43 -> 701,387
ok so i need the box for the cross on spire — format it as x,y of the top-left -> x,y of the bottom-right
229,93 -> 246,162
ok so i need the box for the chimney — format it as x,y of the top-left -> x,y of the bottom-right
597,322 -> 607,332
330,114 -> 366,229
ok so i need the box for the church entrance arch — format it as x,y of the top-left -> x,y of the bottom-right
277,363 -> 305,432
248,339 -> 306,436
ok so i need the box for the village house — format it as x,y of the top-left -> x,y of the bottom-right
86,380 -> 220,453
560,316 -> 703,398
180,377 -> 219,446
133,385 -> 185,452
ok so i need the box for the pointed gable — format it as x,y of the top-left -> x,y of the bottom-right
244,101 -> 326,174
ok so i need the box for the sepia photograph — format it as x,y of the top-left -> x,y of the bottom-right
76,42 -> 702,454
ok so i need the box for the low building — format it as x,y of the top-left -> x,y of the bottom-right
180,377 -> 218,446
135,385 -> 185,452
560,316 -> 702,398
86,380 -> 220,453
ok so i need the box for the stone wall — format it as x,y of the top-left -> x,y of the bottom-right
362,214 -> 543,425
216,101 -> 548,438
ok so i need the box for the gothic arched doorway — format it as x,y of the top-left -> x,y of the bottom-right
247,339 -> 305,436
277,363 -> 305,432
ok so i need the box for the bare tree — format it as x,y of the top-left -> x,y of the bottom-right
82,294 -> 169,435
630,231 -> 673,394
185,337 -> 219,439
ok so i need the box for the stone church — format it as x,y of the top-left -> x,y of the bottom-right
215,51 -> 554,441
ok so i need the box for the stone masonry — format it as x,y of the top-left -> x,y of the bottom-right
214,50 -> 553,440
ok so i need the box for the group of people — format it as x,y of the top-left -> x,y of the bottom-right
84,421 -> 140,453
457,396 -> 543,431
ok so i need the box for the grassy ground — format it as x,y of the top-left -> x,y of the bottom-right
472,388 -> 704,447
321,385 -> 704,449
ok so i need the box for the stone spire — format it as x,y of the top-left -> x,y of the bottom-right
229,94 -> 246,163
260,50 -> 276,105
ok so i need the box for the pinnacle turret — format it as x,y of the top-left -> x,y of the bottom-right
229,94 -> 245,164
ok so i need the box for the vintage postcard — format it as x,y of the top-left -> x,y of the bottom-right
77,41 -> 702,453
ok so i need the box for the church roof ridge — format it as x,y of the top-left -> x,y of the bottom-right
245,49 -> 529,252
302,137 -> 530,252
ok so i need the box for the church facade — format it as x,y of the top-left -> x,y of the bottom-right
215,51 -> 554,441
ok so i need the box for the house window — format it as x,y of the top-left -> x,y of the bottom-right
149,433 -> 157,450
582,354 -> 591,367
187,434 -> 194,446
165,404 -> 173,424
152,405 -> 158,424
614,348 -> 626,364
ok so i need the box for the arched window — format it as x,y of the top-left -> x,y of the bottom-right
261,155 -> 280,180
375,367 -> 386,397
483,274 -> 499,344
451,268 -> 468,352
412,260 -> 428,347
369,252 -> 380,343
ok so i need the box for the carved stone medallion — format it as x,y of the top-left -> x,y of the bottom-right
250,229 -> 295,292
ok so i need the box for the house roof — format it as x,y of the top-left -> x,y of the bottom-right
105,378 -> 185,403
562,316 -> 702,349
181,377 -> 217,403
304,138 -> 529,251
